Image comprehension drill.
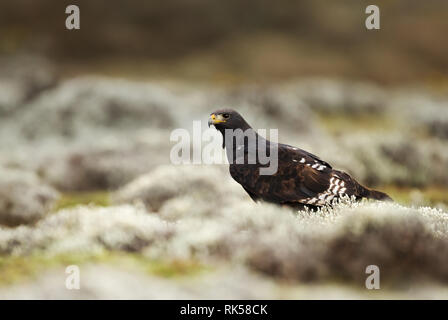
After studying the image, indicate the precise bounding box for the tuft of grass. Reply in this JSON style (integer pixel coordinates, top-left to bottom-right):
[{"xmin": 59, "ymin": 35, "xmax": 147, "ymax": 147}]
[
  {"xmin": 0, "ymin": 251, "xmax": 208, "ymax": 286},
  {"xmin": 52, "ymin": 191, "xmax": 110, "ymax": 211}
]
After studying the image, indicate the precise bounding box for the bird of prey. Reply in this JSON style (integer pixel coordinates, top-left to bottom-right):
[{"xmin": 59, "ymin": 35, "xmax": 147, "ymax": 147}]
[{"xmin": 208, "ymin": 109, "xmax": 391, "ymax": 210}]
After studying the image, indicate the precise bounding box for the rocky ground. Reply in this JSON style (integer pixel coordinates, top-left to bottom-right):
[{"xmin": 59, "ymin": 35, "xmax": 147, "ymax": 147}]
[{"xmin": 1, "ymin": 56, "xmax": 448, "ymax": 299}]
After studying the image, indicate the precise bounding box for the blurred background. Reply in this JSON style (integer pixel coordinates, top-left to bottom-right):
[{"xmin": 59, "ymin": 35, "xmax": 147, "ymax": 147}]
[
  {"xmin": 2, "ymin": 0, "xmax": 448, "ymax": 83},
  {"xmin": 1, "ymin": 0, "xmax": 448, "ymax": 299}
]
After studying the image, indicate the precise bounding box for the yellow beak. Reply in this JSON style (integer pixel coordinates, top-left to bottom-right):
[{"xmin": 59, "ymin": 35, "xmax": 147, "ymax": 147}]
[{"xmin": 208, "ymin": 113, "xmax": 226, "ymax": 127}]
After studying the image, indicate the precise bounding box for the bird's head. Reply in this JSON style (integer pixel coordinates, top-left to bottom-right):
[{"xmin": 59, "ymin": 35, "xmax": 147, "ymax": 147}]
[{"xmin": 208, "ymin": 109, "xmax": 250, "ymax": 131}]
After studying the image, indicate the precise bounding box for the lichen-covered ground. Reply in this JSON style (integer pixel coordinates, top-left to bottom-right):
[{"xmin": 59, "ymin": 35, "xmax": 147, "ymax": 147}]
[
  {"xmin": 1, "ymin": 56, "xmax": 448, "ymax": 299},
  {"xmin": 1, "ymin": 186, "xmax": 448, "ymax": 299}
]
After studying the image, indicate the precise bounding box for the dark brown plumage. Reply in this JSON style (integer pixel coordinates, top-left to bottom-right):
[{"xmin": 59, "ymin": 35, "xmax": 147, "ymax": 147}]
[{"xmin": 208, "ymin": 109, "xmax": 392, "ymax": 210}]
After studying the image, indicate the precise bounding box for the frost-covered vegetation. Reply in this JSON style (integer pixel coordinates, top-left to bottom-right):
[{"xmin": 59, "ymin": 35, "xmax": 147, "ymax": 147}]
[
  {"xmin": 1, "ymin": 179, "xmax": 448, "ymax": 298},
  {"xmin": 1, "ymin": 165, "xmax": 448, "ymax": 298},
  {"xmin": 0, "ymin": 168, "xmax": 59, "ymax": 227},
  {"xmin": 1, "ymin": 56, "xmax": 448, "ymax": 298}
]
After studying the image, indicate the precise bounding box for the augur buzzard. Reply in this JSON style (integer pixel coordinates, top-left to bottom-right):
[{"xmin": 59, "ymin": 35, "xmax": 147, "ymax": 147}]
[{"xmin": 208, "ymin": 109, "xmax": 391, "ymax": 210}]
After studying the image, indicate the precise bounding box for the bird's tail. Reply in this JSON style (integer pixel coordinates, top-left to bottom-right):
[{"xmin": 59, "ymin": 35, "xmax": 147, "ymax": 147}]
[{"xmin": 361, "ymin": 187, "xmax": 393, "ymax": 201}]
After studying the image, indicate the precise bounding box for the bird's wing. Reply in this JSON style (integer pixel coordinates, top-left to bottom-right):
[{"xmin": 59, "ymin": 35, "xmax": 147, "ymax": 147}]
[
  {"xmin": 279, "ymin": 143, "xmax": 332, "ymax": 169},
  {"xmin": 229, "ymin": 144, "xmax": 353, "ymax": 206}
]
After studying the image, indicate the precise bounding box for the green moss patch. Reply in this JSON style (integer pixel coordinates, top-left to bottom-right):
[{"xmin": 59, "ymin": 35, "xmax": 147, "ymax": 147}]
[
  {"xmin": 0, "ymin": 251, "xmax": 209, "ymax": 286},
  {"xmin": 317, "ymin": 113, "xmax": 396, "ymax": 134},
  {"xmin": 380, "ymin": 185, "xmax": 448, "ymax": 206},
  {"xmin": 53, "ymin": 191, "xmax": 111, "ymax": 211}
]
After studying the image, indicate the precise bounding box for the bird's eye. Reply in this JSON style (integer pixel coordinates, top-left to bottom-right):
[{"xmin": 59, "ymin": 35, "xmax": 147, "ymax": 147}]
[{"xmin": 223, "ymin": 113, "xmax": 230, "ymax": 119}]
